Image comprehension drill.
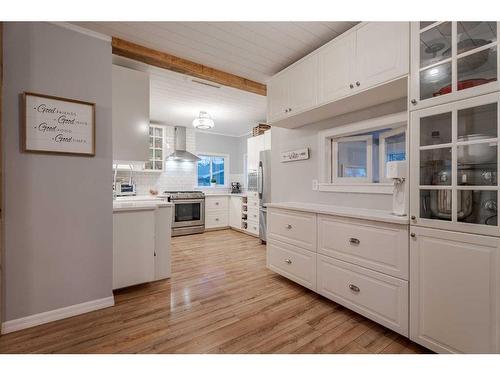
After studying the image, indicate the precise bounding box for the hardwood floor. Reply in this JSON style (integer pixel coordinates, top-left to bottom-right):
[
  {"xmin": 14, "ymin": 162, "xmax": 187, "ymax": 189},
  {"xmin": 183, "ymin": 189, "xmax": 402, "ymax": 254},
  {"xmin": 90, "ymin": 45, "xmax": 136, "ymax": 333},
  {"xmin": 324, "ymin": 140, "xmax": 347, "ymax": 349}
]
[{"xmin": 0, "ymin": 229, "xmax": 430, "ymax": 354}]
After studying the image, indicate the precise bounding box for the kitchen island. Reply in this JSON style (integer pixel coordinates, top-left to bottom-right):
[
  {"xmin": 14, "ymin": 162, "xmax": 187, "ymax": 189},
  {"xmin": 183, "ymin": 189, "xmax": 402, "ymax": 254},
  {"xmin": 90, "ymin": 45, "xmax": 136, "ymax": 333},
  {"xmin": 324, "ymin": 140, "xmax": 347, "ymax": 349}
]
[{"xmin": 113, "ymin": 197, "xmax": 173, "ymax": 289}]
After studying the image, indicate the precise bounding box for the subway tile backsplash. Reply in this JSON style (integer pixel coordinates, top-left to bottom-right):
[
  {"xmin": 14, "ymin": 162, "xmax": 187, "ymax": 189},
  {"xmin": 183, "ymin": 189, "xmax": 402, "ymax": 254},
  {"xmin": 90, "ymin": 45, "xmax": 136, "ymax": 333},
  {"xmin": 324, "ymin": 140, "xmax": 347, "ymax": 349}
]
[{"xmin": 115, "ymin": 125, "xmax": 244, "ymax": 194}]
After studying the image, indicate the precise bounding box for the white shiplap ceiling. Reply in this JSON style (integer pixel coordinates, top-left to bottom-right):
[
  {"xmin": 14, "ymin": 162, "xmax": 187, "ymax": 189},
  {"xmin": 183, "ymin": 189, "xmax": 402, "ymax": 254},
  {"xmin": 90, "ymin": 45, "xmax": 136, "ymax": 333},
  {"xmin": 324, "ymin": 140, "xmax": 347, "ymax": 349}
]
[
  {"xmin": 74, "ymin": 22, "xmax": 358, "ymax": 136},
  {"xmin": 113, "ymin": 55, "xmax": 267, "ymax": 137},
  {"xmin": 74, "ymin": 22, "xmax": 358, "ymax": 83}
]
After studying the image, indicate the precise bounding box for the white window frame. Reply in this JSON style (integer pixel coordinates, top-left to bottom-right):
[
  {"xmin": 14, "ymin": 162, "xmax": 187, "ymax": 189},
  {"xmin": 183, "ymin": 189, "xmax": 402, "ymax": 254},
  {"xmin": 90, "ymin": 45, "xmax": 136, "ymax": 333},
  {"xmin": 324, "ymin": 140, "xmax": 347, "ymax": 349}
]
[
  {"xmin": 332, "ymin": 134, "xmax": 373, "ymax": 183},
  {"xmin": 318, "ymin": 112, "xmax": 407, "ymax": 194},
  {"xmin": 379, "ymin": 126, "xmax": 407, "ymax": 183},
  {"xmin": 196, "ymin": 152, "xmax": 230, "ymax": 189}
]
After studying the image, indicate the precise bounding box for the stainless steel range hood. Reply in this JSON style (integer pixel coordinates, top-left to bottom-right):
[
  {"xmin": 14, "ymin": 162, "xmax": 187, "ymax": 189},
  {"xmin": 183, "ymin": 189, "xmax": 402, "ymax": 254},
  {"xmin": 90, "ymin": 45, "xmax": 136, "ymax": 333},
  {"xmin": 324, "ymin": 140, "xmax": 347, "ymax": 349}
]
[{"xmin": 167, "ymin": 127, "xmax": 201, "ymax": 162}]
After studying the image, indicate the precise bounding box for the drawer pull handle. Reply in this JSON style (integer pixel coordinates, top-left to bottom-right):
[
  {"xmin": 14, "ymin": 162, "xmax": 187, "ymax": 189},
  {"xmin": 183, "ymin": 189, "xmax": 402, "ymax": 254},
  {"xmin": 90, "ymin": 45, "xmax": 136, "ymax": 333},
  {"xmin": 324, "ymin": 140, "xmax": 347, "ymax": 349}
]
[
  {"xmin": 349, "ymin": 238, "xmax": 360, "ymax": 245},
  {"xmin": 286, "ymin": 224, "xmax": 292, "ymax": 230},
  {"xmin": 215, "ymin": 218, "xmax": 219, "ymax": 221},
  {"xmin": 215, "ymin": 202, "xmax": 219, "ymax": 205},
  {"xmin": 284, "ymin": 259, "xmax": 292, "ymax": 264},
  {"xmin": 348, "ymin": 284, "xmax": 360, "ymax": 293}
]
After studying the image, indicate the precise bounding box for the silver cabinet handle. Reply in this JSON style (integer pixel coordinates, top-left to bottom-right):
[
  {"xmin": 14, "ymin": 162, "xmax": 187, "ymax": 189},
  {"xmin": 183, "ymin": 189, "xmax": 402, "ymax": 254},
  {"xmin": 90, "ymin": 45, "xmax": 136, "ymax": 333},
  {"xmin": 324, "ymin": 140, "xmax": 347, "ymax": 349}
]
[
  {"xmin": 356, "ymin": 81, "xmax": 360, "ymax": 87},
  {"xmin": 349, "ymin": 83, "xmax": 354, "ymax": 89},
  {"xmin": 286, "ymin": 224, "xmax": 292, "ymax": 229},
  {"xmin": 411, "ymin": 99, "xmax": 417, "ymax": 104},
  {"xmin": 349, "ymin": 284, "xmax": 360, "ymax": 293},
  {"xmin": 284, "ymin": 259, "xmax": 292, "ymax": 264},
  {"xmin": 410, "ymin": 233, "xmax": 416, "ymax": 238},
  {"xmin": 349, "ymin": 238, "xmax": 360, "ymax": 245}
]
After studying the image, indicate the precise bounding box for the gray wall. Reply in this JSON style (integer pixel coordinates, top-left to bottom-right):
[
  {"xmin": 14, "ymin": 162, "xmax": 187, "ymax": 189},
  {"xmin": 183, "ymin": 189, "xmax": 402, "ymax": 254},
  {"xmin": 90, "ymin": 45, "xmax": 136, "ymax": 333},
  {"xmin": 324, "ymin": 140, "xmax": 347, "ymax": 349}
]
[
  {"xmin": 2, "ymin": 23, "xmax": 113, "ymax": 321},
  {"xmin": 271, "ymin": 99, "xmax": 407, "ymax": 211},
  {"xmin": 196, "ymin": 131, "xmax": 245, "ymax": 174}
]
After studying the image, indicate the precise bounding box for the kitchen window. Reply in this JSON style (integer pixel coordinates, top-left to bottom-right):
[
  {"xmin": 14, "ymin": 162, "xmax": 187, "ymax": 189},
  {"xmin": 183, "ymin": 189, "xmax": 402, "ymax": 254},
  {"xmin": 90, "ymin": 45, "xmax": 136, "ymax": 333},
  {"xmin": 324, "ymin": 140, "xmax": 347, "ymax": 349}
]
[
  {"xmin": 145, "ymin": 125, "xmax": 164, "ymax": 171},
  {"xmin": 318, "ymin": 112, "xmax": 407, "ymax": 194},
  {"xmin": 197, "ymin": 153, "xmax": 229, "ymax": 187}
]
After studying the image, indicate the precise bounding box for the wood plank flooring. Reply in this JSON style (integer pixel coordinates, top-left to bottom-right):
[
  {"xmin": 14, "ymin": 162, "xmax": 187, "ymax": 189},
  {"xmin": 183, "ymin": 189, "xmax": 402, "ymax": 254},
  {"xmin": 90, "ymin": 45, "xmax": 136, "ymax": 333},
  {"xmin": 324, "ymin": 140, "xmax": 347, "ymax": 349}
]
[{"xmin": 0, "ymin": 229, "xmax": 430, "ymax": 354}]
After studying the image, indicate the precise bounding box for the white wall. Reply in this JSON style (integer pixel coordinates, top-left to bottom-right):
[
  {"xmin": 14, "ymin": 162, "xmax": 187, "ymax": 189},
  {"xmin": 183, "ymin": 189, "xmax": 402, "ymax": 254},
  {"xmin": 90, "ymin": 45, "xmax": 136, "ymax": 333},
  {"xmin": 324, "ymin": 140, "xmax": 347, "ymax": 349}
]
[
  {"xmin": 271, "ymin": 99, "xmax": 407, "ymax": 211},
  {"xmin": 2, "ymin": 23, "xmax": 113, "ymax": 321}
]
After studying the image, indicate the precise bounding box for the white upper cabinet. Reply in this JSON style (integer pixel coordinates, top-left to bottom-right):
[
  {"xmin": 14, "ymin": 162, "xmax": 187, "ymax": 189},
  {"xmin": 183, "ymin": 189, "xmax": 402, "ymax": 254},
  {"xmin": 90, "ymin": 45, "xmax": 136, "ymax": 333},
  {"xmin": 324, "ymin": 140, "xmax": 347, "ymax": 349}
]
[
  {"xmin": 112, "ymin": 65, "xmax": 150, "ymax": 162},
  {"xmin": 410, "ymin": 226, "xmax": 500, "ymax": 353},
  {"xmin": 318, "ymin": 32, "xmax": 356, "ymax": 104},
  {"xmin": 355, "ymin": 22, "xmax": 409, "ymax": 90},
  {"xmin": 267, "ymin": 22, "xmax": 410, "ymax": 128},
  {"xmin": 288, "ymin": 55, "xmax": 318, "ymax": 114},
  {"xmin": 267, "ymin": 72, "xmax": 289, "ymax": 122},
  {"xmin": 267, "ymin": 56, "xmax": 318, "ymax": 123},
  {"xmin": 410, "ymin": 22, "xmax": 500, "ymax": 111},
  {"xmin": 410, "ymin": 92, "xmax": 500, "ymax": 237}
]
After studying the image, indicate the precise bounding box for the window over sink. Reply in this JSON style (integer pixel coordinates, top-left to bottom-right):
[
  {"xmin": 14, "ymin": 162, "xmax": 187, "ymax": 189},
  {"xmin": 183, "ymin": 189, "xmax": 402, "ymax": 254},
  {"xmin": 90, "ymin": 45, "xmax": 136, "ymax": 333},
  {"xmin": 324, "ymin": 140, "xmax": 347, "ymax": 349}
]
[
  {"xmin": 318, "ymin": 112, "xmax": 407, "ymax": 194},
  {"xmin": 197, "ymin": 153, "xmax": 229, "ymax": 188}
]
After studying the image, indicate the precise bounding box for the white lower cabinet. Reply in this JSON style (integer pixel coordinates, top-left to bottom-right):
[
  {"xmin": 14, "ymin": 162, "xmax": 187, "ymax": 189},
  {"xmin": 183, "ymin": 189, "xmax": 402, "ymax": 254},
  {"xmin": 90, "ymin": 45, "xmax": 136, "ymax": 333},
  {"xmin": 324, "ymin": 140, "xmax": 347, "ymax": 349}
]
[
  {"xmin": 113, "ymin": 210, "xmax": 155, "ymax": 289},
  {"xmin": 266, "ymin": 206, "xmax": 409, "ymax": 337},
  {"xmin": 410, "ymin": 226, "xmax": 500, "ymax": 353},
  {"xmin": 229, "ymin": 196, "xmax": 242, "ymax": 229},
  {"xmin": 317, "ymin": 255, "xmax": 409, "ymax": 336},
  {"xmin": 318, "ymin": 215, "xmax": 409, "ymax": 279},
  {"xmin": 205, "ymin": 196, "xmax": 229, "ymax": 229},
  {"xmin": 267, "ymin": 239, "xmax": 316, "ymax": 291}
]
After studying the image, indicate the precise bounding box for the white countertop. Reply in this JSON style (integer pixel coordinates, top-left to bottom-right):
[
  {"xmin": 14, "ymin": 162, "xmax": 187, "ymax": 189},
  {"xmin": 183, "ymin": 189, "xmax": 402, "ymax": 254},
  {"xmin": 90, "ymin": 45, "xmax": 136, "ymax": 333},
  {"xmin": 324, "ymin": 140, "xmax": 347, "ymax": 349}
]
[
  {"xmin": 113, "ymin": 196, "xmax": 172, "ymax": 212},
  {"xmin": 204, "ymin": 192, "xmax": 248, "ymax": 197},
  {"xmin": 265, "ymin": 202, "xmax": 409, "ymax": 225}
]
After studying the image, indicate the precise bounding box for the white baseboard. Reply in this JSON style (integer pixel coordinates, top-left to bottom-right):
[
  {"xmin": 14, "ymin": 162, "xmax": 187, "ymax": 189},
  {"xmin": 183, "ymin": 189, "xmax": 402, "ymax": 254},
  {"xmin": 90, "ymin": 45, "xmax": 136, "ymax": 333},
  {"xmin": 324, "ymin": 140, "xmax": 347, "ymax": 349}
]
[{"xmin": 1, "ymin": 296, "xmax": 115, "ymax": 334}]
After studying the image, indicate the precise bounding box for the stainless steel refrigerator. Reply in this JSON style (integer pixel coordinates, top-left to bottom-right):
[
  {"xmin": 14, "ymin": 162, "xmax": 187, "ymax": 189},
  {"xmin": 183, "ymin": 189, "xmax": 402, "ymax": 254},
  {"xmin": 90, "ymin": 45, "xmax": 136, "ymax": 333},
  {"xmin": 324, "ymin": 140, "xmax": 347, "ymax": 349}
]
[{"xmin": 258, "ymin": 150, "xmax": 271, "ymax": 243}]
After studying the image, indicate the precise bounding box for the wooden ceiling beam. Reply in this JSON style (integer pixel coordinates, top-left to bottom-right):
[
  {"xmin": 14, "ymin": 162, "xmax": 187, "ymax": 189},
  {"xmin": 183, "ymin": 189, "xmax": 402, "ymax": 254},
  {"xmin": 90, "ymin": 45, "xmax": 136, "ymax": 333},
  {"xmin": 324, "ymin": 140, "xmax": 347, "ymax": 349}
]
[{"xmin": 111, "ymin": 37, "xmax": 267, "ymax": 96}]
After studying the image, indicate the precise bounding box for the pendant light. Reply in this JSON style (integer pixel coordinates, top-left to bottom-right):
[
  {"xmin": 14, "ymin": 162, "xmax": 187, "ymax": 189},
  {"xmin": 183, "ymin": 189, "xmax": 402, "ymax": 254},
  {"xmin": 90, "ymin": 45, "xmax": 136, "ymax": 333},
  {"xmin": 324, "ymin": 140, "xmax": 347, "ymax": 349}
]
[{"xmin": 192, "ymin": 111, "xmax": 215, "ymax": 130}]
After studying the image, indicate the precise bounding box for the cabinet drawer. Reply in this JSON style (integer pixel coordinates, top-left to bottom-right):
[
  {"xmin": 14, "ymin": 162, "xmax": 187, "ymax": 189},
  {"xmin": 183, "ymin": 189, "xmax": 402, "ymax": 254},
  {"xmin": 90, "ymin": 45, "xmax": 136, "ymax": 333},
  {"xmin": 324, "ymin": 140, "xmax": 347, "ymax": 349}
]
[
  {"xmin": 318, "ymin": 215, "xmax": 409, "ymax": 279},
  {"xmin": 317, "ymin": 255, "xmax": 408, "ymax": 336},
  {"xmin": 267, "ymin": 239, "xmax": 316, "ymax": 291},
  {"xmin": 246, "ymin": 207, "xmax": 259, "ymax": 222},
  {"xmin": 205, "ymin": 196, "xmax": 229, "ymax": 211},
  {"xmin": 205, "ymin": 212, "xmax": 229, "ymax": 229},
  {"xmin": 246, "ymin": 191, "xmax": 258, "ymax": 199},
  {"xmin": 246, "ymin": 219, "xmax": 259, "ymax": 235},
  {"xmin": 268, "ymin": 208, "xmax": 316, "ymax": 251},
  {"xmin": 247, "ymin": 197, "xmax": 259, "ymax": 210}
]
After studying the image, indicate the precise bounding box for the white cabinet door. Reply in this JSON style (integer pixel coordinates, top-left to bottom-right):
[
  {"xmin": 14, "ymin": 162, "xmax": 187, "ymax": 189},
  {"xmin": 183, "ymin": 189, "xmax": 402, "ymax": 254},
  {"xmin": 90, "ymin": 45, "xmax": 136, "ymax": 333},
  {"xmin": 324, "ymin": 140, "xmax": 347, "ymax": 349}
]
[
  {"xmin": 247, "ymin": 134, "xmax": 264, "ymax": 172},
  {"xmin": 288, "ymin": 54, "xmax": 318, "ymax": 114},
  {"xmin": 355, "ymin": 22, "xmax": 409, "ymax": 91},
  {"xmin": 410, "ymin": 226, "xmax": 500, "ymax": 353},
  {"xmin": 410, "ymin": 22, "xmax": 500, "ymax": 111},
  {"xmin": 247, "ymin": 136, "xmax": 258, "ymax": 172},
  {"xmin": 264, "ymin": 130, "xmax": 271, "ymax": 150},
  {"xmin": 229, "ymin": 196, "xmax": 242, "ymax": 229},
  {"xmin": 113, "ymin": 210, "xmax": 155, "ymax": 289},
  {"xmin": 112, "ymin": 65, "xmax": 150, "ymax": 162},
  {"xmin": 267, "ymin": 72, "xmax": 289, "ymax": 123},
  {"xmin": 318, "ymin": 32, "xmax": 356, "ymax": 104}
]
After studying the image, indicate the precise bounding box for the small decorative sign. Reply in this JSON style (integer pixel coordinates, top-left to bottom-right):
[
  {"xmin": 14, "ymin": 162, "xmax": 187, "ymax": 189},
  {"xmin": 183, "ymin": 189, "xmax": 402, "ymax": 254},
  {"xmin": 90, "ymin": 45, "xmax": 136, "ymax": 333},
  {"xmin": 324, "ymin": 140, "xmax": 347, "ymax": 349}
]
[
  {"xmin": 23, "ymin": 92, "xmax": 95, "ymax": 156},
  {"xmin": 280, "ymin": 148, "xmax": 310, "ymax": 163}
]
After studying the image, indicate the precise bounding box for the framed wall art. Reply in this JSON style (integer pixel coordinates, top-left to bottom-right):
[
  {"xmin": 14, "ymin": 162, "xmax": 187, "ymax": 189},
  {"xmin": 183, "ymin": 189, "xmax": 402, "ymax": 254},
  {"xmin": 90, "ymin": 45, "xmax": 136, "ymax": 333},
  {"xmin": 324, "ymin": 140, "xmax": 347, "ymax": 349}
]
[{"xmin": 23, "ymin": 92, "xmax": 95, "ymax": 156}]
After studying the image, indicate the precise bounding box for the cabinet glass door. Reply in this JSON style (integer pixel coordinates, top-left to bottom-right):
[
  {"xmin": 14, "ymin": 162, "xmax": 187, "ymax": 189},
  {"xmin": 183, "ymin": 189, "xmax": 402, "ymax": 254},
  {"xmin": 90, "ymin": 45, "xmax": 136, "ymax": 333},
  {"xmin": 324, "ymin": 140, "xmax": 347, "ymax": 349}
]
[
  {"xmin": 411, "ymin": 93, "xmax": 500, "ymax": 235},
  {"xmin": 412, "ymin": 22, "xmax": 499, "ymax": 110}
]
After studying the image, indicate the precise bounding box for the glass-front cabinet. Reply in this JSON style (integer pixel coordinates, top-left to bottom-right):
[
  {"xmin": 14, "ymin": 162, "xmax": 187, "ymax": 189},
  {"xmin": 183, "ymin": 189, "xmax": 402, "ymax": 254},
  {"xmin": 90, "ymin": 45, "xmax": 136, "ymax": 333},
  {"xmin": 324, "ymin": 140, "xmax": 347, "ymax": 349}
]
[
  {"xmin": 410, "ymin": 92, "xmax": 500, "ymax": 236},
  {"xmin": 411, "ymin": 22, "xmax": 500, "ymax": 110}
]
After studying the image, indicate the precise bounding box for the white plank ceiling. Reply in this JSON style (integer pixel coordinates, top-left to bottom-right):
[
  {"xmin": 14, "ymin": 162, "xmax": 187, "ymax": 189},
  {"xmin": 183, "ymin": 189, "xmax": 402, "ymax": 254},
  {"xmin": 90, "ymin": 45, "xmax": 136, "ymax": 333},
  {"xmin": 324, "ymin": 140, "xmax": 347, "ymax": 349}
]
[
  {"xmin": 75, "ymin": 22, "xmax": 358, "ymax": 136},
  {"xmin": 74, "ymin": 22, "xmax": 358, "ymax": 83},
  {"xmin": 113, "ymin": 55, "xmax": 267, "ymax": 137}
]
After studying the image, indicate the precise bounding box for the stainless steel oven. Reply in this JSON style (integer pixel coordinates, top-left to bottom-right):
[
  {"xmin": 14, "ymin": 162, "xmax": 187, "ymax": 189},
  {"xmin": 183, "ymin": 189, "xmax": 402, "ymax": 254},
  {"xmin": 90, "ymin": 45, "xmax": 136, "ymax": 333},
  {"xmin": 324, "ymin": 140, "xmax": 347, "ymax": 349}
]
[{"xmin": 163, "ymin": 191, "xmax": 205, "ymax": 236}]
